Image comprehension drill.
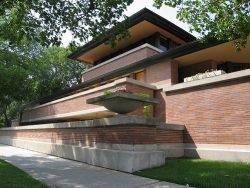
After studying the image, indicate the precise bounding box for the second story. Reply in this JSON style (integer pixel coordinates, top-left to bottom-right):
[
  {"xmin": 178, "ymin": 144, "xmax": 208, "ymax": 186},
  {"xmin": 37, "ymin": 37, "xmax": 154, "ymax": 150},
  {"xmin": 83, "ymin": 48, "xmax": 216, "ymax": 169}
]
[
  {"xmin": 21, "ymin": 8, "xmax": 250, "ymax": 125},
  {"xmin": 68, "ymin": 8, "xmax": 196, "ymax": 82}
]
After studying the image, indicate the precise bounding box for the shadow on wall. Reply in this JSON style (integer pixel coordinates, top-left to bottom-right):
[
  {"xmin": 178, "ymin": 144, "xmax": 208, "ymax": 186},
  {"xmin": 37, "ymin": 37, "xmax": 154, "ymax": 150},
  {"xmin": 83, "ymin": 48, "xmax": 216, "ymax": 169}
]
[
  {"xmin": 154, "ymin": 91, "xmax": 167, "ymax": 122},
  {"xmin": 21, "ymin": 104, "xmax": 57, "ymax": 125}
]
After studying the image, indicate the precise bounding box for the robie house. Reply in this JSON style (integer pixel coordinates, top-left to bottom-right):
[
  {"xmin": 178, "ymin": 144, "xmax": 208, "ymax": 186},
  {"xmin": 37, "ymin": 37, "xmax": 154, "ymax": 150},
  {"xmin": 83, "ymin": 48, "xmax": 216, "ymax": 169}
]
[{"xmin": 0, "ymin": 8, "xmax": 249, "ymax": 172}]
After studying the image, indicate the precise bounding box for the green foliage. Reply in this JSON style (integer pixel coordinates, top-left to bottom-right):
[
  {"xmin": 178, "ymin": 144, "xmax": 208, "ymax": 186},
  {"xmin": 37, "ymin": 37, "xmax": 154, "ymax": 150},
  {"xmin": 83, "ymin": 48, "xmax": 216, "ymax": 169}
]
[
  {"xmin": 0, "ymin": 48, "xmax": 31, "ymax": 127},
  {"xmin": 29, "ymin": 47, "xmax": 90, "ymax": 99},
  {"xmin": 0, "ymin": 45, "xmax": 89, "ymax": 127},
  {"xmin": 143, "ymin": 105, "xmax": 151, "ymax": 117},
  {"xmin": 0, "ymin": 0, "xmax": 249, "ymax": 48},
  {"xmin": 0, "ymin": 159, "xmax": 49, "ymax": 188},
  {"xmin": 0, "ymin": 0, "xmax": 133, "ymax": 46},
  {"xmin": 134, "ymin": 158, "xmax": 250, "ymax": 188},
  {"xmin": 103, "ymin": 90, "xmax": 112, "ymax": 96},
  {"xmin": 132, "ymin": 93, "xmax": 151, "ymax": 117},
  {"xmin": 154, "ymin": 0, "xmax": 250, "ymax": 49},
  {"xmin": 0, "ymin": 101, "xmax": 23, "ymax": 128},
  {"xmin": 133, "ymin": 93, "xmax": 150, "ymax": 98}
]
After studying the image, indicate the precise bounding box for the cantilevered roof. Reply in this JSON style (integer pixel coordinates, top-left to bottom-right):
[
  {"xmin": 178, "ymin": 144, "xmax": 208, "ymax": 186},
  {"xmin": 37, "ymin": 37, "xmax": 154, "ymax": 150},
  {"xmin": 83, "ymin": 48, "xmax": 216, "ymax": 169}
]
[
  {"xmin": 26, "ymin": 39, "xmax": 224, "ymax": 106},
  {"xmin": 38, "ymin": 37, "xmax": 249, "ymax": 105},
  {"xmin": 176, "ymin": 38, "xmax": 250, "ymax": 67},
  {"xmin": 68, "ymin": 8, "xmax": 196, "ymax": 63}
]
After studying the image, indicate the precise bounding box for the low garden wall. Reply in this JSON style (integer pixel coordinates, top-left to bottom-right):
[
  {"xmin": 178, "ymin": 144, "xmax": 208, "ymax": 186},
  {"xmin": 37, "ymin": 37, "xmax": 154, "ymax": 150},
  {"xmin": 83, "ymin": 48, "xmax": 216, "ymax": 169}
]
[{"xmin": 0, "ymin": 115, "xmax": 184, "ymax": 172}]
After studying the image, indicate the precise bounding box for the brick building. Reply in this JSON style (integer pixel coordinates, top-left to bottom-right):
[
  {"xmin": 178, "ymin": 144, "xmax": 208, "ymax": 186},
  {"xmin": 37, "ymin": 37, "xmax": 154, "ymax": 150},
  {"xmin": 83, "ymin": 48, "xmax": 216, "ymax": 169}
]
[{"xmin": 1, "ymin": 8, "xmax": 249, "ymax": 172}]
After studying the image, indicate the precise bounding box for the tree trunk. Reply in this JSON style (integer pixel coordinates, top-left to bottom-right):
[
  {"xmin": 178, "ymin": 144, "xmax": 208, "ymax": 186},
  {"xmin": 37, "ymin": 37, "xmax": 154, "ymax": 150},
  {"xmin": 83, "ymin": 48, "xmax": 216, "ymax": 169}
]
[{"xmin": 3, "ymin": 110, "xmax": 10, "ymax": 127}]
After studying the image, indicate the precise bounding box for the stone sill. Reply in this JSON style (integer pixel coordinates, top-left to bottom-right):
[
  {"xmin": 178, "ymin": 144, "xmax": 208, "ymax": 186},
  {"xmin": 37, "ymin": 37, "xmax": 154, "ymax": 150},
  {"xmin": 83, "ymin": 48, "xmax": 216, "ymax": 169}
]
[
  {"xmin": 163, "ymin": 69, "xmax": 250, "ymax": 92},
  {"xmin": 0, "ymin": 115, "xmax": 184, "ymax": 131}
]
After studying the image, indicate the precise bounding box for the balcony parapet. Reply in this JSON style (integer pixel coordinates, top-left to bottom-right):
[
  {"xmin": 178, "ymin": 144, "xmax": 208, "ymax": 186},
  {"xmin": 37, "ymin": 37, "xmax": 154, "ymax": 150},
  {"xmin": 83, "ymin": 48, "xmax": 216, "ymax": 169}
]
[
  {"xmin": 81, "ymin": 44, "xmax": 162, "ymax": 82},
  {"xmin": 21, "ymin": 78, "xmax": 157, "ymax": 124}
]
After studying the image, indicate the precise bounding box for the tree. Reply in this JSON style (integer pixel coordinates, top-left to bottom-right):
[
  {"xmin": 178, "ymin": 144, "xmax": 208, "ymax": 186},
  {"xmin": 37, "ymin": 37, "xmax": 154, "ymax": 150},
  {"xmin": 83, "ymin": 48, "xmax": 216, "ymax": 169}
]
[
  {"xmin": 154, "ymin": 0, "xmax": 250, "ymax": 48},
  {"xmin": 29, "ymin": 47, "xmax": 90, "ymax": 99},
  {"xmin": 0, "ymin": 49, "xmax": 31, "ymax": 126},
  {"xmin": 0, "ymin": 0, "xmax": 133, "ymax": 46},
  {"xmin": 0, "ymin": 0, "xmax": 249, "ymax": 48},
  {"xmin": 0, "ymin": 46, "xmax": 89, "ymax": 127}
]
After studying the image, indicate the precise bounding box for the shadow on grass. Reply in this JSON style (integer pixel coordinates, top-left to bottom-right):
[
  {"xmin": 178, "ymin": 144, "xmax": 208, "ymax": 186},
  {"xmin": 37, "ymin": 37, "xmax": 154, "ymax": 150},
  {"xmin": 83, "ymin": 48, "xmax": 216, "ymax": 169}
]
[{"xmin": 0, "ymin": 159, "xmax": 49, "ymax": 188}]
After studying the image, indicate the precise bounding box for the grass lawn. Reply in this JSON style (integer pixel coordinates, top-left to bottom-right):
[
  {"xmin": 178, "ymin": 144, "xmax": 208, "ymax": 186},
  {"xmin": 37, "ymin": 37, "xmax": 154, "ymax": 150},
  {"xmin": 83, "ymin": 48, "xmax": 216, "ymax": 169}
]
[
  {"xmin": 134, "ymin": 158, "xmax": 250, "ymax": 188},
  {"xmin": 0, "ymin": 159, "xmax": 49, "ymax": 188}
]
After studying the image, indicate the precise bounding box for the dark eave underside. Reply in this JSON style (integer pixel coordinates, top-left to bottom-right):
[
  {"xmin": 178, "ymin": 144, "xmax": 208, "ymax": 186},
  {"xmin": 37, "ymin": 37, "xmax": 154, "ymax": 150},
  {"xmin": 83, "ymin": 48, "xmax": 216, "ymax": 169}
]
[
  {"xmin": 26, "ymin": 39, "xmax": 223, "ymax": 107},
  {"xmin": 68, "ymin": 8, "xmax": 196, "ymax": 60}
]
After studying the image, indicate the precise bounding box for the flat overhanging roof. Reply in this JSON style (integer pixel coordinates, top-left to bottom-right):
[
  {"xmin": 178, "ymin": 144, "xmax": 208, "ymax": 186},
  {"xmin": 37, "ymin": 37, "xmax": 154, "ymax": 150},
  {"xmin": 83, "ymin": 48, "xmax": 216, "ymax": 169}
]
[
  {"xmin": 26, "ymin": 37, "xmax": 250, "ymax": 106},
  {"xmin": 176, "ymin": 37, "xmax": 250, "ymax": 67},
  {"xmin": 68, "ymin": 8, "xmax": 196, "ymax": 64}
]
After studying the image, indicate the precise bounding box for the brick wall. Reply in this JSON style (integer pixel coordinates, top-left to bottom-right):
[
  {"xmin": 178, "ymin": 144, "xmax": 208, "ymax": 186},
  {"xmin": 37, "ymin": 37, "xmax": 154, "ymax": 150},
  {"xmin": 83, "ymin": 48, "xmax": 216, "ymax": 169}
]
[
  {"xmin": 145, "ymin": 60, "xmax": 178, "ymax": 86},
  {"xmin": 22, "ymin": 81, "xmax": 154, "ymax": 123},
  {"xmin": 155, "ymin": 77, "xmax": 250, "ymax": 145},
  {"xmin": 0, "ymin": 125, "xmax": 183, "ymax": 145},
  {"xmin": 82, "ymin": 46, "xmax": 160, "ymax": 82}
]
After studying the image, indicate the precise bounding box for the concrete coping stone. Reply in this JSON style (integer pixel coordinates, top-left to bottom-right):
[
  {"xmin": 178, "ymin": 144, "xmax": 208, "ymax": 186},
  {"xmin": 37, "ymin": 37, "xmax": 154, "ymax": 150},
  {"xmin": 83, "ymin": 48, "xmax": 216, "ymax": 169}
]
[
  {"xmin": 163, "ymin": 69, "xmax": 250, "ymax": 92},
  {"xmin": 0, "ymin": 115, "xmax": 184, "ymax": 131},
  {"xmin": 87, "ymin": 92, "xmax": 159, "ymax": 105},
  {"xmin": 157, "ymin": 123, "xmax": 185, "ymax": 131}
]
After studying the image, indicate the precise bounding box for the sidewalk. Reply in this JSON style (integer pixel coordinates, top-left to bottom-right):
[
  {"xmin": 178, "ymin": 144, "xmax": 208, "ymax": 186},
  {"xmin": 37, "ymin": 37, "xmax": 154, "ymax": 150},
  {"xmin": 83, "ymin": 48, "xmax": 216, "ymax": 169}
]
[{"xmin": 0, "ymin": 144, "xmax": 188, "ymax": 188}]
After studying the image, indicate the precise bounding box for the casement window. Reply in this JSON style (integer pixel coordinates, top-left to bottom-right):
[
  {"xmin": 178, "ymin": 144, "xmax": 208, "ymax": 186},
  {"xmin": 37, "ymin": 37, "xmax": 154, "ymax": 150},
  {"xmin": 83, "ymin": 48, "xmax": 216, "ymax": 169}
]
[
  {"xmin": 159, "ymin": 36, "xmax": 179, "ymax": 52},
  {"xmin": 135, "ymin": 71, "xmax": 145, "ymax": 82}
]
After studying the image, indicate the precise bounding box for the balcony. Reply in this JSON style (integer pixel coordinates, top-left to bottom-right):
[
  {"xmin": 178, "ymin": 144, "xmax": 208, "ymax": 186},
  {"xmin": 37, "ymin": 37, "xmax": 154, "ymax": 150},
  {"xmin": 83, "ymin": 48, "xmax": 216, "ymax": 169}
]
[
  {"xmin": 81, "ymin": 44, "xmax": 162, "ymax": 82},
  {"xmin": 21, "ymin": 78, "xmax": 157, "ymax": 124}
]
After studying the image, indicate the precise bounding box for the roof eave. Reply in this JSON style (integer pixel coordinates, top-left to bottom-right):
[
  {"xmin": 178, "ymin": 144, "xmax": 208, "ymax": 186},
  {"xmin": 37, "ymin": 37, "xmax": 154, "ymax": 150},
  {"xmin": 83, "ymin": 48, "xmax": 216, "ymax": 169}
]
[
  {"xmin": 67, "ymin": 8, "xmax": 196, "ymax": 61},
  {"xmin": 25, "ymin": 39, "xmax": 224, "ymax": 107}
]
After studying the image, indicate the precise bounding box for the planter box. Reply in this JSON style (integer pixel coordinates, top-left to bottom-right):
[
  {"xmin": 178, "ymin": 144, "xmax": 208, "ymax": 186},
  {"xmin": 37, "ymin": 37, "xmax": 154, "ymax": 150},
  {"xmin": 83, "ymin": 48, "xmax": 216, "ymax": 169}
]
[
  {"xmin": 87, "ymin": 92, "xmax": 158, "ymax": 114},
  {"xmin": 184, "ymin": 70, "xmax": 226, "ymax": 82}
]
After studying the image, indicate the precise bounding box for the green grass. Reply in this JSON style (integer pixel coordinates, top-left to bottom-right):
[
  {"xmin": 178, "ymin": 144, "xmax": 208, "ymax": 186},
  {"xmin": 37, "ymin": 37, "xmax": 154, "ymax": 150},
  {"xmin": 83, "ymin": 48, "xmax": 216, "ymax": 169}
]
[
  {"xmin": 0, "ymin": 159, "xmax": 49, "ymax": 188},
  {"xmin": 134, "ymin": 158, "xmax": 250, "ymax": 188}
]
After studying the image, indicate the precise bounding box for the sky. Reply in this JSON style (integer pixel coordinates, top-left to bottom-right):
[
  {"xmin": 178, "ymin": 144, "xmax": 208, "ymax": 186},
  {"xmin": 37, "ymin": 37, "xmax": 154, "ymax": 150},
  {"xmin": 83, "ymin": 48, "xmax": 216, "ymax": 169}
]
[{"xmin": 62, "ymin": 0, "xmax": 198, "ymax": 46}]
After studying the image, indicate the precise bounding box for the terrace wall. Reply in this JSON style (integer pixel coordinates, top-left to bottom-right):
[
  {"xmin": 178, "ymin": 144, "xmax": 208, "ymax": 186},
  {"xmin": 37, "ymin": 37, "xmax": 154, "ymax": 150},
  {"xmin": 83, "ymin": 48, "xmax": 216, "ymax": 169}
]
[
  {"xmin": 155, "ymin": 70, "xmax": 250, "ymax": 161},
  {"xmin": 0, "ymin": 126, "xmax": 183, "ymax": 145},
  {"xmin": 21, "ymin": 78, "xmax": 156, "ymax": 124},
  {"xmin": 0, "ymin": 116, "xmax": 184, "ymax": 172}
]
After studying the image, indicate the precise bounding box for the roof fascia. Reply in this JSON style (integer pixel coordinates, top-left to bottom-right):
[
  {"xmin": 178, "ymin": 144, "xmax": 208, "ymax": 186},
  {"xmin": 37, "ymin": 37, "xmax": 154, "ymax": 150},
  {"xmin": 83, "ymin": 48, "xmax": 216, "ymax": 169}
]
[{"xmin": 68, "ymin": 8, "xmax": 196, "ymax": 60}]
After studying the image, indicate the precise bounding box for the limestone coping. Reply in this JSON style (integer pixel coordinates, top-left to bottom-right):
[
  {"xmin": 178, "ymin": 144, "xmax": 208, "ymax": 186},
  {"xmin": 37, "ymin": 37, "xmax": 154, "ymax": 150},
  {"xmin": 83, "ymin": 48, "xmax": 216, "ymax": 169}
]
[
  {"xmin": 0, "ymin": 115, "xmax": 184, "ymax": 131},
  {"xmin": 163, "ymin": 69, "xmax": 250, "ymax": 92}
]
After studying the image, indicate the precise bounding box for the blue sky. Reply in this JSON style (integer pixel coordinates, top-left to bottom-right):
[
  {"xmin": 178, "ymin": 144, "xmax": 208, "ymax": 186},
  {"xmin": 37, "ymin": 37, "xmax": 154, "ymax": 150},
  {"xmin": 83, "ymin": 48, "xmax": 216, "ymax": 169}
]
[{"xmin": 62, "ymin": 0, "xmax": 198, "ymax": 46}]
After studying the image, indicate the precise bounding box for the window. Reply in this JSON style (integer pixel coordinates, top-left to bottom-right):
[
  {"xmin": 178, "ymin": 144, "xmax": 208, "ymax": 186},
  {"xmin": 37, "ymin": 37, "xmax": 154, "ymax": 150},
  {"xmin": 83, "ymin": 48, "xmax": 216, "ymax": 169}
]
[
  {"xmin": 159, "ymin": 37, "xmax": 169, "ymax": 52},
  {"xmin": 169, "ymin": 40, "xmax": 179, "ymax": 49},
  {"xmin": 158, "ymin": 36, "xmax": 180, "ymax": 52},
  {"xmin": 135, "ymin": 71, "xmax": 144, "ymax": 82}
]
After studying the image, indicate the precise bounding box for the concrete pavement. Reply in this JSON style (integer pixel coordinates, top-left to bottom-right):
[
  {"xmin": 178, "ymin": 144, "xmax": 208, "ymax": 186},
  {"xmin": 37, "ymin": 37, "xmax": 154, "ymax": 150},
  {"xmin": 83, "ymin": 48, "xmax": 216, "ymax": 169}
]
[{"xmin": 0, "ymin": 144, "xmax": 189, "ymax": 188}]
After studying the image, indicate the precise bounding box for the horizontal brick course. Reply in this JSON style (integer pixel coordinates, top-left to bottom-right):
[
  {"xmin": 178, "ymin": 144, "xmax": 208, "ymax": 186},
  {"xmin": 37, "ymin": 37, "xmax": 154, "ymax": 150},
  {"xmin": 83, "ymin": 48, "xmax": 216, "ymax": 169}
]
[{"xmin": 0, "ymin": 125, "xmax": 183, "ymax": 145}]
